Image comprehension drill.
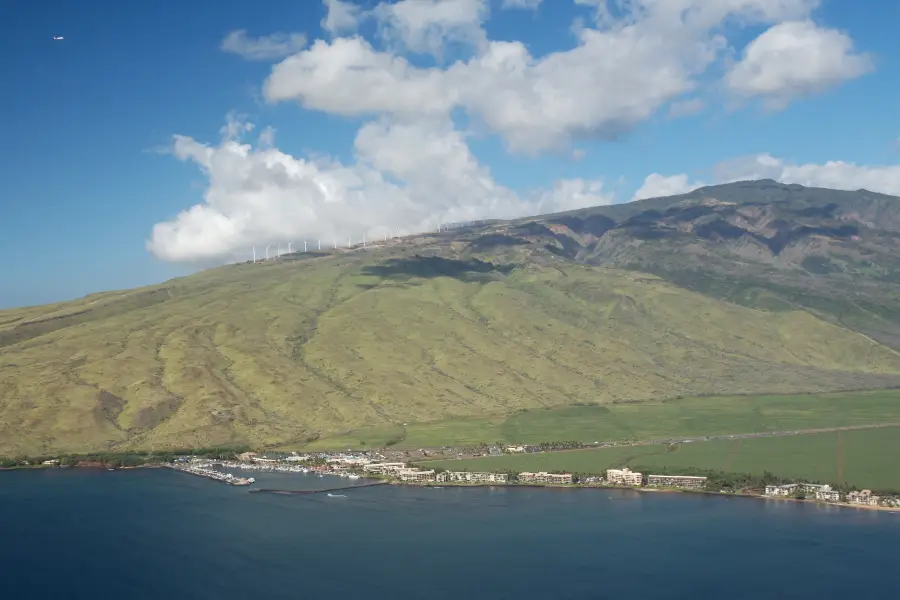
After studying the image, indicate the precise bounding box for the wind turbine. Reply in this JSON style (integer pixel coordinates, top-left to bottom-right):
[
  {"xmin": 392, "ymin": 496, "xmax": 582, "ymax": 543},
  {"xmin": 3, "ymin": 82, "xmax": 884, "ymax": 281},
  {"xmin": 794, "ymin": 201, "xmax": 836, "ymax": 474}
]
[
  {"xmin": 277, "ymin": 243, "xmax": 282, "ymax": 257},
  {"xmin": 362, "ymin": 234, "xmax": 367, "ymax": 248},
  {"xmin": 265, "ymin": 245, "xmax": 271, "ymax": 260},
  {"xmin": 252, "ymin": 246, "xmax": 256, "ymax": 263},
  {"xmin": 333, "ymin": 238, "xmax": 337, "ymax": 249},
  {"xmin": 318, "ymin": 240, "xmax": 321, "ymax": 251},
  {"xmin": 348, "ymin": 237, "xmax": 352, "ymax": 248},
  {"xmin": 287, "ymin": 241, "xmax": 293, "ymax": 254},
  {"xmin": 303, "ymin": 241, "xmax": 308, "ymax": 252}
]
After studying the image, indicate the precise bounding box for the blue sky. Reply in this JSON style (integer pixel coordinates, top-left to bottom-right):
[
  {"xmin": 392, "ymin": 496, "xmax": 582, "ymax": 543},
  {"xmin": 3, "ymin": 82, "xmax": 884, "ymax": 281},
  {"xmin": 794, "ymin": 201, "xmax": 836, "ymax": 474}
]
[{"xmin": 2, "ymin": 0, "xmax": 899, "ymax": 308}]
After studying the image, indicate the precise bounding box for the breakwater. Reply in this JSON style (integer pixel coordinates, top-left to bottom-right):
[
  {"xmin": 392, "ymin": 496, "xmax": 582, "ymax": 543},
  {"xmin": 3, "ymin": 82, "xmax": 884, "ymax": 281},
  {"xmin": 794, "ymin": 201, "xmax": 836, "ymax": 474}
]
[{"xmin": 249, "ymin": 481, "xmax": 388, "ymax": 495}]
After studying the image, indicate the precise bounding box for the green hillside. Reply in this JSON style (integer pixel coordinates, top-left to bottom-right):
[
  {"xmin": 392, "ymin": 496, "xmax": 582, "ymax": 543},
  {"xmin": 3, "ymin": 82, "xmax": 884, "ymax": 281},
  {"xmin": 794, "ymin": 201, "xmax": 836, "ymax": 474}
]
[
  {"xmin": 4, "ymin": 180, "xmax": 900, "ymax": 457},
  {"xmin": 3, "ymin": 241, "xmax": 900, "ymax": 456}
]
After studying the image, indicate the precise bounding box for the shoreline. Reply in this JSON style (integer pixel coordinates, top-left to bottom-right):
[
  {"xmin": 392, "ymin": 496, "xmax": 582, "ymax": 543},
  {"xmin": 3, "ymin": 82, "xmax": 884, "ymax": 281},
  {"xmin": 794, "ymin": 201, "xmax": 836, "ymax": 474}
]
[{"xmin": 6, "ymin": 461, "xmax": 898, "ymax": 515}]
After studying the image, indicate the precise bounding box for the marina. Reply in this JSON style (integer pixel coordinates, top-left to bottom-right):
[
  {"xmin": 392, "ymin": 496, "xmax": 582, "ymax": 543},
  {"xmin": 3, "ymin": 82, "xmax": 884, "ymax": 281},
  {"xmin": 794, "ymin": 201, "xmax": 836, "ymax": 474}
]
[{"xmin": 166, "ymin": 461, "xmax": 255, "ymax": 486}]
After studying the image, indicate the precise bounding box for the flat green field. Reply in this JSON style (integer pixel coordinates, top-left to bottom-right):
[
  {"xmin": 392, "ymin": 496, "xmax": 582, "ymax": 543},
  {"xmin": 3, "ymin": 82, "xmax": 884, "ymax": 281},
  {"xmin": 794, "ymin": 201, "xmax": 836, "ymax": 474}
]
[
  {"xmin": 421, "ymin": 426, "xmax": 900, "ymax": 493},
  {"xmin": 301, "ymin": 390, "xmax": 900, "ymax": 450}
]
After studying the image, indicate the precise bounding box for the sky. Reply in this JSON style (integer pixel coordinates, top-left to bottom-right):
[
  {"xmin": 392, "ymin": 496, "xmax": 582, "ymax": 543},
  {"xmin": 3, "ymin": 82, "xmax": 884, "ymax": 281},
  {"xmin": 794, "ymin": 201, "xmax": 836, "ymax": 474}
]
[{"xmin": 2, "ymin": 0, "xmax": 900, "ymax": 308}]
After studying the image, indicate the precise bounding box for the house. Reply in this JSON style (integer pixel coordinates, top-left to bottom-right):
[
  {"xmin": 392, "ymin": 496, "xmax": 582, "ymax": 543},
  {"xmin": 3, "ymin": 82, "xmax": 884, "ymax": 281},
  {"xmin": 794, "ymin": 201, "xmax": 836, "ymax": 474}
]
[
  {"xmin": 518, "ymin": 472, "xmax": 573, "ymax": 485},
  {"xmin": 647, "ymin": 474, "xmax": 707, "ymax": 489},
  {"xmin": 606, "ymin": 468, "xmax": 643, "ymax": 486}
]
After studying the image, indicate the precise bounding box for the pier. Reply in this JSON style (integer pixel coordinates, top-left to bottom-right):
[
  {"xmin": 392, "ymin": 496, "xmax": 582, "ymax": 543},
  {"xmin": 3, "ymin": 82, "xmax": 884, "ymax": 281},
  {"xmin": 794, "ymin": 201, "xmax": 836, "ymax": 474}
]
[{"xmin": 249, "ymin": 481, "xmax": 388, "ymax": 495}]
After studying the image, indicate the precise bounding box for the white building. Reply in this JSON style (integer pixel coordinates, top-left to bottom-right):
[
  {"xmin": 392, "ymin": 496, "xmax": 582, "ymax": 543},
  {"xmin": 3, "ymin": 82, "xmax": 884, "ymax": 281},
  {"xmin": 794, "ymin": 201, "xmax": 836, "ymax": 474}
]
[
  {"xmin": 847, "ymin": 490, "xmax": 880, "ymax": 506},
  {"xmin": 765, "ymin": 484, "xmax": 798, "ymax": 496},
  {"xmin": 647, "ymin": 474, "xmax": 707, "ymax": 489},
  {"xmin": 363, "ymin": 462, "xmax": 407, "ymax": 475},
  {"xmin": 518, "ymin": 472, "xmax": 573, "ymax": 485},
  {"xmin": 436, "ymin": 471, "xmax": 508, "ymax": 484},
  {"xmin": 606, "ymin": 468, "xmax": 643, "ymax": 486},
  {"xmin": 814, "ymin": 485, "xmax": 841, "ymax": 502},
  {"xmin": 398, "ymin": 469, "xmax": 435, "ymax": 482}
]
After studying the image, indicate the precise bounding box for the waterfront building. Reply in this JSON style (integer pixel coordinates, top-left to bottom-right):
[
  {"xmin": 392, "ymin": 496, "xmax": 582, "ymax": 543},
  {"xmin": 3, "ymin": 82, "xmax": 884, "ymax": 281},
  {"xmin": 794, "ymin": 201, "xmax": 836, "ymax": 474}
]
[
  {"xmin": 435, "ymin": 471, "xmax": 508, "ymax": 484},
  {"xmin": 647, "ymin": 474, "xmax": 708, "ymax": 489},
  {"xmin": 814, "ymin": 486, "xmax": 841, "ymax": 502},
  {"xmin": 606, "ymin": 468, "xmax": 643, "ymax": 486},
  {"xmin": 518, "ymin": 472, "xmax": 573, "ymax": 485},
  {"xmin": 398, "ymin": 469, "xmax": 435, "ymax": 482},
  {"xmin": 363, "ymin": 462, "xmax": 407, "ymax": 475},
  {"xmin": 765, "ymin": 484, "xmax": 798, "ymax": 496},
  {"xmin": 847, "ymin": 490, "xmax": 881, "ymax": 506}
]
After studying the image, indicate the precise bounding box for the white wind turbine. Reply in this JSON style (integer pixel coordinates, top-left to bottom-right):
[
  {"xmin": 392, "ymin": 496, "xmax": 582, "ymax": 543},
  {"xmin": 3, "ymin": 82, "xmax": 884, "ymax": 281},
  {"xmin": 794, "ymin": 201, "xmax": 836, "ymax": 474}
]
[
  {"xmin": 265, "ymin": 245, "xmax": 271, "ymax": 260},
  {"xmin": 287, "ymin": 241, "xmax": 293, "ymax": 254},
  {"xmin": 318, "ymin": 240, "xmax": 321, "ymax": 250},
  {"xmin": 252, "ymin": 246, "xmax": 256, "ymax": 263},
  {"xmin": 303, "ymin": 241, "xmax": 308, "ymax": 252}
]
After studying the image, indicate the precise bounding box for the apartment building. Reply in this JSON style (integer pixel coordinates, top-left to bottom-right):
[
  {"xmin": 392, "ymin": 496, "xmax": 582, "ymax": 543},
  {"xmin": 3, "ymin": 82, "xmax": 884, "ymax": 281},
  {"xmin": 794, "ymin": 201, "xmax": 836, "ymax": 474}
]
[
  {"xmin": 519, "ymin": 472, "xmax": 573, "ymax": 485},
  {"xmin": 398, "ymin": 469, "xmax": 435, "ymax": 482},
  {"xmin": 363, "ymin": 462, "xmax": 407, "ymax": 475},
  {"xmin": 606, "ymin": 468, "xmax": 643, "ymax": 486},
  {"xmin": 814, "ymin": 485, "xmax": 841, "ymax": 502},
  {"xmin": 847, "ymin": 490, "xmax": 881, "ymax": 506},
  {"xmin": 436, "ymin": 471, "xmax": 508, "ymax": 484},
  {"xmin": 647, "ymin": 474, "xmax": 708, "ymax": 489}
]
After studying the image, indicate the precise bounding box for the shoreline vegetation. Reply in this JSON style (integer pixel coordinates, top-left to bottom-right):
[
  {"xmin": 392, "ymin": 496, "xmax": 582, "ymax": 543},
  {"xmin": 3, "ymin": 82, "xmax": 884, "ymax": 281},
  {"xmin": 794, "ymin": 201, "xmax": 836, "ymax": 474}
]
[{"xmin": 5, "ymin": 447, "xmax": 898, "ymax": 516}]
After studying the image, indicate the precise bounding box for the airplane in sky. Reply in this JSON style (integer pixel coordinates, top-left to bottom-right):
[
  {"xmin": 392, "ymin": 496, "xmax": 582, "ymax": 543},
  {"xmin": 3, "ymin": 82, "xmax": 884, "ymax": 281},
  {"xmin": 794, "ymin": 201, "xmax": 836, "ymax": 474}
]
[{"xmin": 53, "ymin": 36, "xmax": 64, "ymax": 41}]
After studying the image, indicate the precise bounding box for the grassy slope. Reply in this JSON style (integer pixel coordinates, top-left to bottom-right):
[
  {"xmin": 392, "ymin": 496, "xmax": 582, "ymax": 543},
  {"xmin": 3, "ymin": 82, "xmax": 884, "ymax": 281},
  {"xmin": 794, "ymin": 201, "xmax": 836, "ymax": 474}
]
[
  {"xmin": 423, "ymin": 427, "xmax": 900, "ymax": 492},
  {"xmin": 303, "ymin": 390, "xmax": 900, "ymax": 450},
  {"xmin": 4, "ymin": 245, "xmax": 900, "ymax": 456}
]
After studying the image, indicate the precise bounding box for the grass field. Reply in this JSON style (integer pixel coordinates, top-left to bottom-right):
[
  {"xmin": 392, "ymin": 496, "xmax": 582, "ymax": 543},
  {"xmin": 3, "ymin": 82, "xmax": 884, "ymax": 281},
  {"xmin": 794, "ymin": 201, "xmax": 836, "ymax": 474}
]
[
  {"xmin": 422, "ymin": 427, "xmax": 900, "ymax": 493},
  {"xmin": 301, "ymin": 390, "xmax": 900, "ymax": 450},
  {"xmin": 4, "ymin": 236, "xmax": 900, "ymax": 456}
]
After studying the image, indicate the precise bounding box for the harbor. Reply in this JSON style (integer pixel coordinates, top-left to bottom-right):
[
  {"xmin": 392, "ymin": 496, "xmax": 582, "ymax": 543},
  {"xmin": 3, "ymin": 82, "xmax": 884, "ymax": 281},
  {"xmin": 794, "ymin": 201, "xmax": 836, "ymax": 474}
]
[
  {"xmin": 166, "ymin": 461, "xmax": 255, "ymax": 486},
  {"xmin": 249, "ymin": 481, "xmax": 388, "ymax": 495}
]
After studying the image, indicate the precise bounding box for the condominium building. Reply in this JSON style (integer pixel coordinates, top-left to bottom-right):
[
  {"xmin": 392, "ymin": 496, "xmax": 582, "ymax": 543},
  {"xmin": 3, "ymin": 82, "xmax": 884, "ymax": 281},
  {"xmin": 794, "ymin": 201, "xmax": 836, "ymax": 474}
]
[
  {"xmin": 647, "ymin": 474, "xmax": 708, "ymax": 489},
  {"xmin": 398, "ymin": 469, "xmax": 435, "ymax": 482},
  {"xmin": 519, "ymin": 472, "xmax": 573, "ymax": 485},
  {"xmin": 814, "ymin": 485, "xmax": 841, "ymax": 502},
  {"xmin": 363, "ymin": 462, "xmax": 407, "ymax": 475},
  {"xmin": 765, "ymin": 484, "xmax": 798, "ymax": 496},
  {"xmin": 847, "ymin": 490, "xmax": 881, "ymax": 506},
  {"xmin": 436, "ymin": 471, "xmax": 508, "ymax": 484},
  {"xmin": 606, "ymin": 468, "xmax": 643, "ymax": 486}
]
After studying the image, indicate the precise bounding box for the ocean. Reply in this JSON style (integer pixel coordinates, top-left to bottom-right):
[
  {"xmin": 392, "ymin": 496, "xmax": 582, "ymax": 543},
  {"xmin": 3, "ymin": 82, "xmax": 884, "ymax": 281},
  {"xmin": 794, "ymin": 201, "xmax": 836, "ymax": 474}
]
[{"xmin": 1, "ymin": 467, "xmax": 895, "ymax": 599}]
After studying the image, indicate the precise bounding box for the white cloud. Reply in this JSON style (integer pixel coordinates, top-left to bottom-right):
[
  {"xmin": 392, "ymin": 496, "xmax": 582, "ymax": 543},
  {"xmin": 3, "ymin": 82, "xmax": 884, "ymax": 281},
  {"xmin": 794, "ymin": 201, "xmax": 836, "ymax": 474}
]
[
  {"xmin": 321, "ymin": 0, "xmax": 365, "ymax": 36},
  {"xmin": 150, "ymin": 0, "xmax": 883, "ymax": 263},
  {"xmin": 265, "ymin": 37, "xmax": 454, "ymax": 117},
  {"xmin": 220, "ymin": 30, "xmax": 308, "ymax": 61},
  {"xmin": 147, "ymin": 115, "xmax": 607, "ymax": 262},
  {"xmin": 713, "ymin": 154, "xmax": 900, "ymax": 195},
  {"xmin": 726, "ymin": 20, "xmax": 873, "ymax": 109},
  {"xmin": 501, "ymin": 0, "xmax": 542, "ymax": 9},
  {"xmin": 373, "ymin": 0, "xmax": 489, "ymax": 58},
  {"xmin": 265, "ymin": 0, "xmax": 849, "ymax": 154},
  {"xmin": 633, "ymin": 173, "xmax": 705, "ymax": 201}
]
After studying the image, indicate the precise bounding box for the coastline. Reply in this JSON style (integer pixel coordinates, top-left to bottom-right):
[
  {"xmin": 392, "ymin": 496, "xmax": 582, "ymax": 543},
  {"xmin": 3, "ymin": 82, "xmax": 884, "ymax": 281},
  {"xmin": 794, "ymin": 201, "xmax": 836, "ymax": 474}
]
[{"xmin": 6, "ymin": 460, "xmax": 898, "ymax": 515}]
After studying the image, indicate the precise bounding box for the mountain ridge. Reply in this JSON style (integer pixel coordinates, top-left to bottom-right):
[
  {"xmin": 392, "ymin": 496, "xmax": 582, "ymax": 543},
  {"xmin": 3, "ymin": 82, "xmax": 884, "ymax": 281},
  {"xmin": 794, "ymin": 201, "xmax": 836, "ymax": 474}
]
[{"xmin": 2, "ymin": 180, "xmax": 900, "ymax": 456}]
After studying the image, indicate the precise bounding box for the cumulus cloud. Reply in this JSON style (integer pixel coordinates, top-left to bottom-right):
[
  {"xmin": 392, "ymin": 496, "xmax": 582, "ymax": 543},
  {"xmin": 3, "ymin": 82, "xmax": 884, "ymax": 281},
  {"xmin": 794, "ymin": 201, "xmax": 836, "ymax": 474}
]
[
  {"xmin": 149, "ymin": 0, "xmax": 880, "ymax": 263},
  {"xmin": 633, "ymin": 173, "xmax": 706, "ymax": 201},
  {"xmin": 713, "ymin": 154, "xmax": 900, "ymax": 195},
  {"xmin": 147, "ymin": 115, "xmax": 608, "ymax": 262},
  {"xmin": 220, "ymin": 30, "xmax": 308, "ymax": 61},
  {"xmin": 321, "ymin": 0, "xmax": 365, "ymax": 36},
  {"xmin": 264, "ymin": 0, "xmax": 852, "ymax": 154},
  {"xmin": 726, "ymin": 20, "xmax": 873, "ymax": 109},
  {"xmin": 501, "ymin": 0, "xmax": 542, "ymax": 9},
  {"xmin": 373, "ymin": 0, "xmax": 490, "ymax": 58}
]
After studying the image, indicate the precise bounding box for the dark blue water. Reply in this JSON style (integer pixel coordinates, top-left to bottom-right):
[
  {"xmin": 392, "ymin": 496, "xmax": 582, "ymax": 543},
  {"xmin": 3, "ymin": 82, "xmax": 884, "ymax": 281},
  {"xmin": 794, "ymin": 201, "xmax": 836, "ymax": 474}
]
[{"xmin": 1, "ymin": 468, "xmax": 896, "ymax": 599}]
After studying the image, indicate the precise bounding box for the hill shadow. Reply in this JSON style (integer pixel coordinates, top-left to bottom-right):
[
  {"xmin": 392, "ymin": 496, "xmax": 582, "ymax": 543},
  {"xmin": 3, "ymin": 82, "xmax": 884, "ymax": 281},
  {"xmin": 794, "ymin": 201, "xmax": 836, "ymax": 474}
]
[{"xmin": 359, "ymin": 256, "xmax": 514, "ymax": 284}]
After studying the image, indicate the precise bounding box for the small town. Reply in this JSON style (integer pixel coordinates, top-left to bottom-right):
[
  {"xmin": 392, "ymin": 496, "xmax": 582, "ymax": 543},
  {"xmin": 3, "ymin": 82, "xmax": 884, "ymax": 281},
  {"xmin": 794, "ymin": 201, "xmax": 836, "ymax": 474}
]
[{"xmin": 163, "ymin": 452, "xmax": 900, "ymax": 510}]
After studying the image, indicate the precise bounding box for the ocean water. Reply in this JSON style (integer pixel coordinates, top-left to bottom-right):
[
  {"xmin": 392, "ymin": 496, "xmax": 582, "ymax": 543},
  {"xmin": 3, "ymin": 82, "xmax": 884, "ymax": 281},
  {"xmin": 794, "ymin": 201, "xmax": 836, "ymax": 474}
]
[{"xmin": 0, "ymin": 468, "xmax": 896, "ymax": 599}]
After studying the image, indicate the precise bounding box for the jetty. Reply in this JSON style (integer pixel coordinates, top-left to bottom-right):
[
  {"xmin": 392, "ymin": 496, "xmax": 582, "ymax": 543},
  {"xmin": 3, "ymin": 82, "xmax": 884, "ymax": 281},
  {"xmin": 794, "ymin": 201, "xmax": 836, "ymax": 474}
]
[{"xmin": 249, "ymin": 481, "xmax": 388, "ymax": 495}]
